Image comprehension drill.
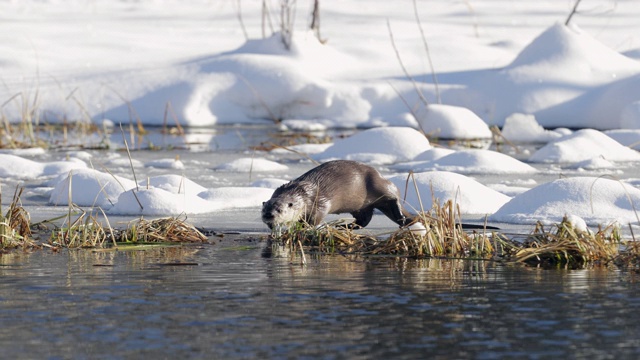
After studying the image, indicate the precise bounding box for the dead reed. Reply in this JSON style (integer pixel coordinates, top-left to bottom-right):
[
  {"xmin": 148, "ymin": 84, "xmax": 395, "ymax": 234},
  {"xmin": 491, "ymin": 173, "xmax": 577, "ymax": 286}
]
[
  {"xmin": 513, "ymin": 216, "xmax": 621, "ymax": 266},
  {"xmin": 273, "ymin": 199, "xmax": 513, "ymax": 259},
  {"xmin": 49, "ymin": 205, "xmax": 115, "ymax": 248},
  {"xmin": 118, "ymin": 216, "xmax": 208, "ymax": 244},
  {"xmin": 0, "ymin": 187, "xmax": 35, "ymax": 250}
]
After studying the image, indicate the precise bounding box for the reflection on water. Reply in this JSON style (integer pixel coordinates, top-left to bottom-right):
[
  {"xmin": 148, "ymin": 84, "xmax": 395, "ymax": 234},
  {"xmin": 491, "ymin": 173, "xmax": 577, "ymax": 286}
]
[{"xmin": 1, "ymin": 240, "xmax": 640, "ymax": 359}]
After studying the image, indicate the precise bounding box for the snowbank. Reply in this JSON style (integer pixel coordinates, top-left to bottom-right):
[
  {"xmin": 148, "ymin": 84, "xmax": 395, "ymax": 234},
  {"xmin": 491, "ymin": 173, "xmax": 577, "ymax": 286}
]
[
  {"xmin": 529, "ymin": 129, "xmax": 640, "ymax": 163},
  {"xmin": 314, "ymin": 127, "xmax": 431, "ymax": 164},
  {"xmin": 392, "ymin": 149, "xmax": 536, "ymax": 174},
  {"xmin": 388, "ymin": 171, "xmax": 511, "ymax": 215},
  {"xmin": 491, "ymin": 177, "xmax": 640, "ymax": 225}
]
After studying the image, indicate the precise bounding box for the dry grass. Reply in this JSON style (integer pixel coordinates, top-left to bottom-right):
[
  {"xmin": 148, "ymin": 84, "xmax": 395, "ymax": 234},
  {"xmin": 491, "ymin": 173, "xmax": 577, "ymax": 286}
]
[
  {"xmin": 270, "ymin": 202, "xmax": 632, "ymax": 268},
  {"xmin": 49, "ymin": 205, "xmax": 115, "ymax": 248},
  {"xmin": 273, "ymin": 199, "xmax": 513, "ymax": 260},
  {"xmin": 0, "ymin": 187, "xmax": 36, "ymax": 250},
  {"xmin": 118, "ymin": 216, "xmax": 208, "ymax": 244},
  {"xmin": 513, "ymin": 216, "xmax": 621, "ymax": 266}
]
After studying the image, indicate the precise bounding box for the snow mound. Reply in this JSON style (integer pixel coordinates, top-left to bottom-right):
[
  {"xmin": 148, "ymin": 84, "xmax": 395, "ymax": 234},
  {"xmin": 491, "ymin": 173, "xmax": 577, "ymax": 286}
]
[
  {"xmin": 418, "ymin": 104, "xmax": 492, "ymax": 139},
  {"xmin": 500, "ymin": 113, "xmax": 563, "ymax": 143},
  {"xmin": 508, "ymin": 23, "xmax": 639, "ymax": 78},
  {"xmin": 0, "ymin": 154, "xmax": 87, "ymax": 179},
  {"xmin": 565, "ymin": 157, "xmax": 616, "ymax": 170},
  {"xmin": 198, "ymin": 187, "xmax": 274, "ymax": 208},
  {"xmin": 104, "ymin": 31, "xmax": 369, "ymax": 127},
  {"xmin": 110, "ymin": 187, "xmax": 217, "ymax": 216},
  {"xmin": 49, "ymin": 168, "xmax": 136, "ymax": 207},
  {"xmin": 214, "ymin": 158, "xmax": 289, "ymax": 172},
  {"xmin": 490, "ymin": 177, "xmax": 640, "ymax": 225},
  {"xmin": 144, "ymin": 157, "xmax": 185, "ymax": 170},
  {"xmin": 388, "ymin": 171, "xmax": 511, "ymax": 215},
  {"xmin": 139, "ymin": 175, "xmax": 207, "ymax": 197},
  {"xmin": 529, "ymin": 129, "xmax": 640, "ymax": 163},
  {"xmin": 413, "ymin": 148, "xmax": 456, "ymax": 162},
  {"xmin": 394, "ymin": 150, "xmax": 536, "ymax": 174},
  {"xmin": 314, "ymin": 127, "xmax": 431, "ymax": 164},
  {"xmin": 465, "ymin": 23, "xmax": 640, "ymax": 128}
]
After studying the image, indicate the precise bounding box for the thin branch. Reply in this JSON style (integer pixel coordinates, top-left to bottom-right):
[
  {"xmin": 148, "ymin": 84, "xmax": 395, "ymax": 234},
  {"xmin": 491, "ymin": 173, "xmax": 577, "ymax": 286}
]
[
  {"xmin": 387, "ymin": 19, "xmax": 429, "ymax": 108},
  {"xmin": 413, "ymin": 0, "xmax": 441, "ymax": 104},
  {"xmin": 565, "ymin": 0, "xmax": 583, "ymax": 26}
]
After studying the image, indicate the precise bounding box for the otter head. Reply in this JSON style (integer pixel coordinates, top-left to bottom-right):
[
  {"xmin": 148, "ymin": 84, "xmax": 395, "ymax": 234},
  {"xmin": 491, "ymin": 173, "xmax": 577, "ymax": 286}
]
[{"xmin": 261, "ymin": 183, "xmax": 310, "ymax": 230}]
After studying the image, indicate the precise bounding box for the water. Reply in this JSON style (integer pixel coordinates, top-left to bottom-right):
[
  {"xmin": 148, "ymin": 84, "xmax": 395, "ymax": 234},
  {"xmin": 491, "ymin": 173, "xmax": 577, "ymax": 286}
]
[
  {"xmin": 2, "ymin": 239, "xmax": 639, "ymax": 359},
  {"xmin": 3, "ymin": 126, "xmax": 640, "ymax": 358}
]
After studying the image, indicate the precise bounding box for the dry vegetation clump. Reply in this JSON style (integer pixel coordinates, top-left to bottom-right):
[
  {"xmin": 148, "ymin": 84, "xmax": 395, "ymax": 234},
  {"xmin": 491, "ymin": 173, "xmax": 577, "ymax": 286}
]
[
  {"xmin": 118, "ymin": 216, "xmax": 208, "ymax": 244},
  {"xmin": 273, "ymin": 200, "xmax": 512, "ymax": 259},
  {"xmin": 512, "ymin": 217, "xmax": 621, "ymax": 266},
  {"xmin": 271, "ymin": 201, "xmax": 637, "ymax": 269},
  {"xmin": 49, "ymin": 205, "xmax": 115, "ymax": 248},
  {"xmin": 0, "ymin": 188, "xmax": 36, "ymax": 250}
]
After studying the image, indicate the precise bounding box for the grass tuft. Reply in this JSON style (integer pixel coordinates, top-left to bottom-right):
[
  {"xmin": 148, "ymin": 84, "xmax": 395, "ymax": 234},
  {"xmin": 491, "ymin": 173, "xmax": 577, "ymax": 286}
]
[
  {"xmin": 0, "ymin": 187, "xmax": 36, "ymax": 250},
  {"xmin": 513, "ymin": 216, "xmax": 621, "ymax": 266},
  {"xmin": 272, "ymin": 199, "xmax": 511, "ymax": 259},
  {"xmin": 118, "ymin": 216, "xmax": 208, "ymax": 244}
]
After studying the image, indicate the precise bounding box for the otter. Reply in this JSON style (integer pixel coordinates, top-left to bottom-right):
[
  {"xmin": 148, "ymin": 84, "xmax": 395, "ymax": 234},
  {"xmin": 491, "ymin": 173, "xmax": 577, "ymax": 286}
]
[{"xmin": 262, "ymin": 160, "xmax": 417, "ymax": 230}]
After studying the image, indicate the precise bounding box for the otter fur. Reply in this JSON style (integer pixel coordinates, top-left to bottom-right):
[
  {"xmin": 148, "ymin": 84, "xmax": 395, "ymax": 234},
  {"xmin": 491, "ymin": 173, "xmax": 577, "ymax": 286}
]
[{"xmin": 262, "ymin": 160, "xmax": 416, "ymax": 229}]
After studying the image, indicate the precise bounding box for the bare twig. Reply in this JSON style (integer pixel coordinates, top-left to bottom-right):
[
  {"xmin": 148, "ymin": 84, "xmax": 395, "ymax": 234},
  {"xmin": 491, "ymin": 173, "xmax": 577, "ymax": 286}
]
[
  {"xmin": 387, "ymin": 19, "xmax": 429, "ymax": 108},
  {"xmin": 412, "ymin": 0, "xmax": 441, "ymax": 104},
  {"xmin": 565, "ymin": 0, "xmax": 583, "ymax": 26}
]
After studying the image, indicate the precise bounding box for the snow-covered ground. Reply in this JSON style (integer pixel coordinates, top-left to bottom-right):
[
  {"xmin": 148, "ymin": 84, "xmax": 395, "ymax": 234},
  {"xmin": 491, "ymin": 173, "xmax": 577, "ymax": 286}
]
[{"xmin": 2, "ymin": 0, "xmax": 640, "ymax": 234}]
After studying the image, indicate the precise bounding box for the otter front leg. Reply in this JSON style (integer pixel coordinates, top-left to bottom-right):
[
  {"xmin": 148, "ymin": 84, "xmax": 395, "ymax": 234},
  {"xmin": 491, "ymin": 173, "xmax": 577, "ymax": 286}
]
[{"xmin": 349, "ymin": 206, "xmax": 374, "ymax": 228}]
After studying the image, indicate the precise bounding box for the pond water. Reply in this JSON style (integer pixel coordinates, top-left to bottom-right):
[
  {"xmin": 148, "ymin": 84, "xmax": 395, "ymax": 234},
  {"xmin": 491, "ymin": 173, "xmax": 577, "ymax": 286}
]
[
  {"xmin": 2, "ymin": 238, "xmax": 639, "ymax": 359},
  {"xmin": 3, "ymin": 126, "xmax": 640, "ymax": 358}
]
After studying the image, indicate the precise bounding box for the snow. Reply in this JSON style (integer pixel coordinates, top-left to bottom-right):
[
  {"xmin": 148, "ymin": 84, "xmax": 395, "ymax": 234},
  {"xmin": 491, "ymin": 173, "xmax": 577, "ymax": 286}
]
[
  {"xmin": 0, "ymin": 154, "xmax": 86, "ymax": 179},
  {"xmin": 2, "ymin": 1, "xmax": 640, "ymax": 230},
  {"xmin": 144, "ymin": 157, "xmax": 185, "ymax": 170},
  {"xmin": 491, "ymin": 177, "xmax": 640, "ymax": 226},
  {"xmin": 49, "ymin": 168, "xmax": 137, "ymax": 207},
  {"xmin": 529, "ymin": 129, "xmax": 640, "ymax": 163},
  {"xmin": 214, "ymin": 158, "xmax": 289, "ymax": 172},
  {"xmin": 388, "ymin": 171, "xmax": 511, "ymax": 215},
  {"xmin": 418, "ymin": 104, "xmax": 492, "ymax": 139},
  {"xmin": 392, "ymin": 149, "xmax": 537, "ymax": 175},
  {"xmin": 3, "ymin": 1, "xmax": 640, "ymax": 131},
  {"xmin": 500, "ymin": 113, "xmax": 564, "ymax": 143},
  {"xmin": 314, "ymin": 127, "xmax": 431, "ymax": 164}
]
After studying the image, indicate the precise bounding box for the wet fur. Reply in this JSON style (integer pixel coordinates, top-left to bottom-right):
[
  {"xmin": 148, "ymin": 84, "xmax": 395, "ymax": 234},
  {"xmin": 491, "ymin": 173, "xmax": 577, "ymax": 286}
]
[{"xmin": 262, "ymin": 160, "xmax": 415, "ymax": 229}]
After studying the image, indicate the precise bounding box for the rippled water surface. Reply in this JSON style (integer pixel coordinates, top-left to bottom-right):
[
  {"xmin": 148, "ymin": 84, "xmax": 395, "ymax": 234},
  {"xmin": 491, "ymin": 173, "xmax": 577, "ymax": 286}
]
[{"xmin": 2, "ymin": 238, "xmax": 640, "ymax": 359}]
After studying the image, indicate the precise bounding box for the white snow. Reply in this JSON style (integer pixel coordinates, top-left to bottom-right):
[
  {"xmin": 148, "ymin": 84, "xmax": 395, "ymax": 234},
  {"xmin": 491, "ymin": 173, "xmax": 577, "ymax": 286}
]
[
  {"xmin": 392, "ymin": 149, "xmax": 537, "ymax": 175},
  {"xmin": 500, "ymin": 113, "xmax": 564, "ymax": 143},
  {"xmin": 0, "ymin": 154, "xmax": 87, "ymax": 179},
  {"xmin": 418, "ymin": 104, "xmax": 492, "ymax": 140},
  {"xmin": 388, "ymin": 171, "xmax": 511, "ymax": 215},
  {"xmin": 144, "ymin": 157, "xmax": 185, "ymax": 170},
  {"xmin": 49, "ymin": 168, "xmax": 137, "ymax": 207},
  {"xmin": 491, "ymin": 177, "xmax": 640, "ymax": 226},
  {"xmin": 2, "ymin": 1, "xmax": 640, "ymax": 230},
  {"xmin": 214, "ymin": 158, "xmax": 289, "ymax": 172},
  {"xmin": 2, "ymin": 1, "xmax": 640, "ymax": 131},
  {"xmin": 314, "ymin": 127, "xmax": 431, "ymax": 164},
  {"xmin": 529, "ymin": 129, "xmax": 640, "ymax": 163}
]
